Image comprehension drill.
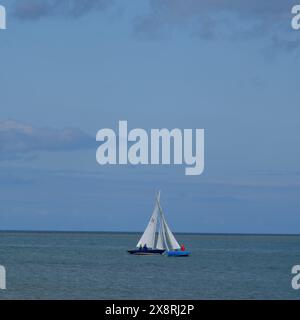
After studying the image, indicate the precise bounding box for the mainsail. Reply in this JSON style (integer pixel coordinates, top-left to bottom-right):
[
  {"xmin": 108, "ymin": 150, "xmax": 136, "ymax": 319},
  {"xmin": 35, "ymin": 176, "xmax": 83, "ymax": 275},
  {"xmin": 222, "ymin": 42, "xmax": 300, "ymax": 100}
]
[{"xmin": 137, "ymin": 191, "xmax": 181, "ymax": 251}]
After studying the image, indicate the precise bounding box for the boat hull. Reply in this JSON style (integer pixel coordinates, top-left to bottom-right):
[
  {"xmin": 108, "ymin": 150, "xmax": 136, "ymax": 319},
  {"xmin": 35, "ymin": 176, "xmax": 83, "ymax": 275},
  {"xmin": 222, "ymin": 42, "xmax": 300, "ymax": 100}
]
[
  {"xmin": 166, "ymin": 250, "xmax": 191, "ymax": 257},
  {"xmin": 127, "ymin": 249, "xmax": 165, "ymax": 255}
]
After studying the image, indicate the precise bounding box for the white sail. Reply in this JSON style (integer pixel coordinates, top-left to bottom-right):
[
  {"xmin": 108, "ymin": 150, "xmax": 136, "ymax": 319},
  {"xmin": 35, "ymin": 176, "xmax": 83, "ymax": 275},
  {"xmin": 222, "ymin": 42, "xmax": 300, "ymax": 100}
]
[
  {"xmin": 156, "ymin": 223, "xmax": 164, "ymax": 249},
  {"xmin": 162, "ymin": 217, "xmax": 181, "ymax": 250},
  {"xmin": 136, "ymin": 192, "xmax": 160, "ymax": 248},
  {"xmin": 156, "ymin": 216, "xmax": 168, "ymax": 250},
  {"xmin": 136, "ymin": 191, "xmax": 181, "ymax": 251},
  {"xmin": 156, "ymin": 194, "xmax": 180, "ymax": 251}
]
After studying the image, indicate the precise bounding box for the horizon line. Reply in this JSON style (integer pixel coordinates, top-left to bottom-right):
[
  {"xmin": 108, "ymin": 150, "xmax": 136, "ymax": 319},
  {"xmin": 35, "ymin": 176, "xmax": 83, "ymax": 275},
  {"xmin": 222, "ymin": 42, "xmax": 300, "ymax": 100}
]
[{"xmin": 0, "ymin": 229, "xmax": 300, "ymax": 236}]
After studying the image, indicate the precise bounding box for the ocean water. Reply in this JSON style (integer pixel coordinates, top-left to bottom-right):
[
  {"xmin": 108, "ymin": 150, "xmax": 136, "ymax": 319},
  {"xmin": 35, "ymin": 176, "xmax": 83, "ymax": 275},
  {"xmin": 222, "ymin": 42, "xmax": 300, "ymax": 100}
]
[{"xmin": 0, "ymin": 232, "xmax": 300, "ymax": 300}]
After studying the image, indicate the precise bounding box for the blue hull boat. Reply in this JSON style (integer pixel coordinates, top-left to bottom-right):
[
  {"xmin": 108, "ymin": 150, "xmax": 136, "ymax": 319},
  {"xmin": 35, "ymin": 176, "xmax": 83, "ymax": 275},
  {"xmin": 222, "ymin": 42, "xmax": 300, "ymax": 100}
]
[
  {"xmin": 128, "ymin": 249, "xmax": 165, "ymax": 255},
  {"xmin": 166, "ymin": 250, "xmax": 191, "ymax": 257}
]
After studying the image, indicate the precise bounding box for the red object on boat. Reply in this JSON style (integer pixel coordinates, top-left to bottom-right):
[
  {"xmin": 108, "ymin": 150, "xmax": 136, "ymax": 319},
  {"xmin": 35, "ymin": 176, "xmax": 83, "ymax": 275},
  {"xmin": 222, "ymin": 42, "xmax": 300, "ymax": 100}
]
[{"xmin": 181, "ymin": 244, "xmax": 185, "ymax": 251}]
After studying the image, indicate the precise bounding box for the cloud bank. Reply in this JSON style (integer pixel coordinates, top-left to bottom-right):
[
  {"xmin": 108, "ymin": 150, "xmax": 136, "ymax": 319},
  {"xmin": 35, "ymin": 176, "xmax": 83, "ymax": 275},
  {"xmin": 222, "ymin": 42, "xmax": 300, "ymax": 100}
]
[
  {"xmin": 9, "ymin": 0, "xmax": 299, "ymax": 52},
  {"xmin": 0, "ymin": 120, "xmax": 94, "ymax": 161},
  {"xmin": 134, "ymin": 0, "xmax": 298, "ymax": 47}
]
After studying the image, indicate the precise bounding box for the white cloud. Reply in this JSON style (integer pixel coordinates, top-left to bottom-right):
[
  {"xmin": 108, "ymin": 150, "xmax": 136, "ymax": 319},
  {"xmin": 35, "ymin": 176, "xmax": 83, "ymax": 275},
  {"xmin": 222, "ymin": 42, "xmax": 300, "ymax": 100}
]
[{"xmin": 0, "ymin": 120, "xmax": 94, "ymax": 161}]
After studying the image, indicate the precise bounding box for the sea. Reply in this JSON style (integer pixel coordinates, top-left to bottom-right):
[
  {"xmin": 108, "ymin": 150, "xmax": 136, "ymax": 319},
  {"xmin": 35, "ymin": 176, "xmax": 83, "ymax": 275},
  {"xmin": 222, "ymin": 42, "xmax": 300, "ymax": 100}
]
[{"xmin": 0, "ymin": 231, "xmax": 300, "ymax": 300}]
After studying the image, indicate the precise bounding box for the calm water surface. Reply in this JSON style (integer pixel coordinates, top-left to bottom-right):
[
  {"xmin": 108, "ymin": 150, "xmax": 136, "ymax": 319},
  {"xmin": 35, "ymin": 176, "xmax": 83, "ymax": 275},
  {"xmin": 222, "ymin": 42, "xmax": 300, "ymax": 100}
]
[{"xmin": 0, "ymin": 232, "xmax": 300, "ymax": 299}]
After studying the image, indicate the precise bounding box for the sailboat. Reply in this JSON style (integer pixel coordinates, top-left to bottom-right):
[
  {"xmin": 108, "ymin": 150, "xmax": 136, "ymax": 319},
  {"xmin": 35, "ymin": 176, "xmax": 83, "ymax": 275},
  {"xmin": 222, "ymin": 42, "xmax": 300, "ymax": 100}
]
[{"xmin": 127, "ymin": 191, "xmax": 191, "ymax": 257}]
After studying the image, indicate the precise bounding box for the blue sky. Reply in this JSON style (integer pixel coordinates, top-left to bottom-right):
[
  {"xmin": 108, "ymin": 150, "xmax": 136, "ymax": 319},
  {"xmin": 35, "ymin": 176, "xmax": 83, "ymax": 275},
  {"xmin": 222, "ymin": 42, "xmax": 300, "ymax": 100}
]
[{"xmin": 0, "ymin": 0, "xmax": 300, "ymax": 233}]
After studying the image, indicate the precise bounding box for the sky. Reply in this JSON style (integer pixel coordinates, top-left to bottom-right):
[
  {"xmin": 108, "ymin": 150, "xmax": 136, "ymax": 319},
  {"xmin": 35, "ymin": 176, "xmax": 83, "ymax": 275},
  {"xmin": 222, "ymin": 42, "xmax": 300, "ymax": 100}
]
[{"xmin": 0, "ymin": 0, "xmax": 300, "ymax": 233}]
